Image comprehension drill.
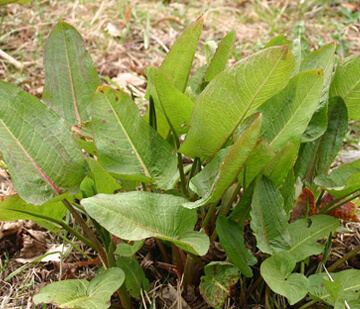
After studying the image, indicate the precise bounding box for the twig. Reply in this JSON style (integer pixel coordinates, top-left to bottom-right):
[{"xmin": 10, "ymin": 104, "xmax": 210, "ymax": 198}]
[{"xmin": 0, "ymin": 49, "xmax": 22, "ymax": 69}]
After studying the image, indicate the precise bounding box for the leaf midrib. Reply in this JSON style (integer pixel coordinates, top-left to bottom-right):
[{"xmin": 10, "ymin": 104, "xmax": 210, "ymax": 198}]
[
  {"xmin": 0, "ymin": 117, "xmax": 60, "ymax": 195},
  {"xmin": 102, "ymin": 93, "xmax": 151, "ymax": 178},
  {"xmin": 270, "ymin": 74, "xmax": 321, "ymax": 149},
  {"xmin": 61, "ymin": 23, "xmax": 82, "ymax": 125}
]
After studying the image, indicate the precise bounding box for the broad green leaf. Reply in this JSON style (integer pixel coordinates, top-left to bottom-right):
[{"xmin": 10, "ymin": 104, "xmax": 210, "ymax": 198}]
[
  {"xmin": 295, "ymin": 97, "xmax": 348, "ymax": 183},
  {"xmin": 330, "ymin": 55, "xmax": 360, "ymax": 119},
  {"xmin": 315, "ymin": 160, "xmax": 360, "ymax": 197},
  {"xmin": 250, "ymin": 176, "xmax": 290, "ymax": 254},
  {"xmin": 263, "ymin": 142, "xmax": 298, "ymax": 186},
  {"xmin": 160, "ymin": 16, "xmax": 203, "ymax": 92},
  {"xmin": 0, "ymin": 82, "xmax": 87, "ymax": 205},
  {"xmin": 261, "ymin": 252, "xmax": 309, "ymax": 305},
  {"xmin": 114, "ymin": 240, "xmax": 144, "ymax": 257},
  {"xmin": 87, "ymin": 158, "xmax": 120, "ymax": 194},
  {"xmin": 203, "ymin": 29, "xmax": 236, "ymax": 82},
  {"xmin": 33, "ymin": 268, "xmax": 124, "ymax": 309},
  {"xmin": 238, "ymin": 140, "xmax": 275, "ymax": 187},
  {"xmin": 288, "ymin": 215, "xmax": 339, "ymax": 262},
  {"xmin": 264, "ymin": 34, "xmax": 292, "ymax": 48},
  {"xmin": 148, "ymin": 67, "xmax": 194, "ymax": 135},
  {"xmin": 82, "ymin": 192, "xmax": 209, "ymax": 255},
  {"xmin": 43, "ymin": 21, "xmax": 101, "ymax": 125},
  {"xmin": 200, "ymin": 262, "xmax": 240, "ymax": 308},
  {"xmin": 0, "ymin": 195, "xmax": 67, "ymax": 231},
  {"xmin": 91, "ymin": 86, "xmax": 177, "ymax": 188},
  {"xmin": 309, "ymin": 270, "xmax": 360, "ymax": 307},
  {"xmin": 300, "ymin": 43, "xmax": 336, "ymax": 141},
  {"xmin": 279, "ymin": 169, "xmax": 296, "ymax": 214},
  {"xmin": 180, "ymin": 46, "xmax": 295, "ymax": 158},
  {"xmin": 116, "ymin": 257, "xmax": 150, "ymax": 297},
  {"xmin": 259, "ymin": 69, "xmax": 324, "ymax": 152},
  {"xmin": 183, "ymin": 113, "xmax": 261, "ymax": 209},
  {"xmin": 80, "ymin": 176, "xmax": 96, "ymax": 198},
  {"xmin": 217, "ymin": 216, "xmax": 256, "ymax": 277}
]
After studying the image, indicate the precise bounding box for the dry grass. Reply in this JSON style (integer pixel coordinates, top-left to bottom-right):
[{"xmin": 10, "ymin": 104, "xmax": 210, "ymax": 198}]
[{"xmin": 1, "ymin": 0, "xmax": 360, "ymax": 308}]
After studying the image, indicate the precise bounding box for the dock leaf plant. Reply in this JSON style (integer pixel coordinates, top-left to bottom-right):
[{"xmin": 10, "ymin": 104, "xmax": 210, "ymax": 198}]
[{"xmin": 0, "ymin": 17, "xmax": 360, "ymax": 308}]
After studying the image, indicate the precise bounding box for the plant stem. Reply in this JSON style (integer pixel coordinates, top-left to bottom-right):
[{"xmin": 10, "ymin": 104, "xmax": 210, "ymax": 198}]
[
  {"xmin": 177, "ymin": 152, "xmax": 188, "ymax": 196},
  {"xmin": 183, "ymin": 255, "xmax": 196, "ymax": 293},
  {"xmin": 299, "ymin": 300, "xmax": 317, "ymax": 309},
  {"xmin": 62, "ymin": 199, "xmax": 109, "ymax": 267},
  {"xmin": 328, "ymin": 244, "xmax": 360, "ymax": 272},
  {"xmin": 202, "ymin": 202, "xmax": 218, "ymax": 229}
]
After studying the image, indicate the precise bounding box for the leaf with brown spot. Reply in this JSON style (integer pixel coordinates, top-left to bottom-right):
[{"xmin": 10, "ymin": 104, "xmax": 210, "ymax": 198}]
[
  {"xmin": 290, "ymin": 187, "xmax": 317, "ymax": 222},
  {"xmin": 321, "ymin": 193, "xmax": 359, "ymax": 222}
]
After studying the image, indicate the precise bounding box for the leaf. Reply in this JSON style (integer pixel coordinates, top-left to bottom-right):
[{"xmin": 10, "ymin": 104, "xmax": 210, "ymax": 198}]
[
  {"xmin": 203, "ymin": 29, "xmax": 236, "ymax": 82},
  {"xmin": 183, "ymin": 113, "xmax": 261, "ymax": 209},
  {"xmin": 295, "ymin": 97, "xmax": 348, "ymax": 183},
  {"xmin": 91, "ymin": 86, "xmax": 177, "ymax": 188},
  {"xmin": 300, "ymin": 43, "xmax": 336, "ymax": 141},
  {"xmin": 290, "ymin": 187, "xmax": 316, "ymax": 222},
  {"xmin": 114, "ymin": 240, "xmax": 144, "ymax": 257},
  {"xmin": 320, "ymin": 193, "xmax": 359, "ymax": 222},
  {"xmin": 116, "ymin": 257, "xmax": 150, "ymax": 297},
  {"xmin": 0, "ymin": 82, "xmax": 87, "ymax": 205},
  {"xmin": 314, "ymin": 159, "xmax": 360, "ymax": 197},
  {"xmin": 308, "ymin": 269, "xmax": 360, "ymax": 307},
  {"xmin": 238, "ymin": 140, "xmax": 275, "ymax": 187},
  {"xmin": 200, "ymin": 262, "xmax": 240, "ymax": 308},
  {"xmin": 288, "ymin": 215, "xmax": 339, "ymax": 262},
  {"xmin": 180, "ymin": 46, "xmax": 295, "ymax": 158},
  {"xmin": 0, "ymin": 195, "xmax": 67, "ymax": 231},
  {"xmin": 147, "ymin": 67, "xmax": 194, "ymax": 135},
  {"xmin": 279, "ymin": 169, "xmax": 296, "ymax": 214},
  {"xmin": 0, "ymin": 0, "xmax": 31, "ymax": 5},
  {"xmin": 160, "ymin": 16, "xmax": 203, "ymax": 92},
  {"xmin": 264, "ymin": 34, "xmax": 292, "ymax": 48},
  {"xmin": 33, "ymin": 268, "xmax": 125, "ymax": 309},
  {"xmin": 330, "ymin": 55, "xmax": 360, "ymax": 119},
  {"xmin": 261, "ymin": 252, "xmax": 309, "ymax": 305},
  {"xmin": 250, "ymin": 176, "xmax": 290, "ymax": 254},
  {"xmin": 258, "ymin": 69, "xmax": 324, "ymax": 152},
  {"xmin": 87, "ymin": 158, "xmax": 121, "ymax": 194},
  {"xmin": 189, "ymin": 148, "xmax": 228, "ymax": 197},
  {"xmin": 43, "ymin": 21, "xmax": 101, "ymax": 125},
  {"xmin": 217, "ymin": 216, "xmax": 257, "ymax": 278},
  {"xmin": 82, "ymin": 192, "xmax": 209, "ymax": 255},
  {"xmin": 263, "ymin": 142, "xmax": 298, "ymax": 186}
]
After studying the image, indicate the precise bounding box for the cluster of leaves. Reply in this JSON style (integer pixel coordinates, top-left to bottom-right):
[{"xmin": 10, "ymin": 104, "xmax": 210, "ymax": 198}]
[{"xmin": 1, "ymin": 16, "xmax": 360, "ymax": 309}]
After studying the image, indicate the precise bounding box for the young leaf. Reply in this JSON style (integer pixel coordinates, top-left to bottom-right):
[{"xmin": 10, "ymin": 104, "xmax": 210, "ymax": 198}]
[
  {"xmin": 217, "ymin": 216, "xmax": 257, "ymax": 278},
  {"xmin": 320, "ymin": 193, "xmax": 359, "ymax": 222},
  {"xmin": 200, "ymin": 262, "xmax": 240, "ymax": 308},
  {"xmin": 258, "ymin": 69, "xmax": 324, "ymax": 152},
  {"xmin": 91, "ymin": 86, "xmax": 177, "ymax": 188},
  {"xmin": 300, "ymin": 43, "xmax": 336, "ymax": 141},
  {"xmin": 238, "ymin": 140, "xmax": 275, "ymax": 187},
  {"xmin": 261, "ymin": 252, "xmax": 309, "ymax": 305},
  {"xmin": 82, "ymin": 192, "xmax": 209, "ymax": 256},
  {"xmin": 183, "ymin": 113, "xmax": 261, "ymax": 209},
  {"xmin": 250, "ymin": 176, "xmax": 290, "ymax": 254},
  {"xmin": 180, "ymin": 46, "xmax": 295, "ymax": 158},
  {"xmin": 0, "ymin": 195, "xmax": 67, "ymax": 231},
  {"xmin": 0, "ymin": 82, "xmax": 87, "ymax": 205},
  {"xmin": 203, "ymin": 29, "xmax": 236, "ymax": 82},
  {"xmin": 87, "ymin": 158, "xmax": 121, "ymax": 194},
  {"xmin": 264, "ymin": 34, "xmax": 292, "ymax": 48},
  {"xmin": 33, "ymin": 268, "xmax": 125, "ymax": 309},
  {"xmin": 147, "ymin": 67, "xmax": 194, "ymax": 135},
  {"xmin": 308, "ymin": 270, "xmax": 360, "ymax": 307},
  {"xmin": 43, "ymin": 21, "xmax": 101, "ymax": 125},
  {"xmin": 116, "ymin": 257, "xmax": 150, "ymax": 297},
  {"xmin": 290, "ymin": 187, "xmax": 316, "ymax": 222},
  {"xmin": 288, "ymin": 215, "xmax": 339, "ymax": 262},
  {"xmin": 330, "ymin": 55, "xmax": 360, "ymax": 119},
  {"xmin": 263, "ymin": 142, "xmax": 298, "ymax": 186},
  {"xmin": 295, "ymin": 97, "xmax": 348, "ymax": 183},
  {"xmin": 315, "ymin": 159, "xmax": 360, "ymax": 198},
  {"xmin": 114, "ymin": 240, "xmax": 144, "ymax": 257},
  {"xmin": 160, "ymin": 16, "xmax": 203, "ymax": 92}
]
